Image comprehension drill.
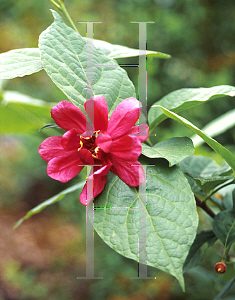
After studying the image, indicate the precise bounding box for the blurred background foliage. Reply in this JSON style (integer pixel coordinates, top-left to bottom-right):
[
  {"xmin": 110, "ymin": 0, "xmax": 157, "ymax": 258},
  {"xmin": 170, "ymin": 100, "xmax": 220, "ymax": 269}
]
[{"xmin": 0, "ymin": 0, "xmax": 235, "ymax": 299}]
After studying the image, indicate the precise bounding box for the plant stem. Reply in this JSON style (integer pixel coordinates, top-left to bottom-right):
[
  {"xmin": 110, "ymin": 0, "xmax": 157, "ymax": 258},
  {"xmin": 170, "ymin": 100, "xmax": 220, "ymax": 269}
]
[
  {"xmin": 204, "ymin": 180, "xmax": 235, "ymax": 202},
  {"xmin": 49, "ymin": 0, "xmax": 62, "ymax": 10},
  {"xmin": 49, "ymin": 0, "xmax": 79, "ymax": 33},
  {"xmin": 145, "ymin": 137, "xmax": 153, "ymax": 147},
  {"xmin": 195, "ymin": 195, "xmax": 216, "ymax": 218}
]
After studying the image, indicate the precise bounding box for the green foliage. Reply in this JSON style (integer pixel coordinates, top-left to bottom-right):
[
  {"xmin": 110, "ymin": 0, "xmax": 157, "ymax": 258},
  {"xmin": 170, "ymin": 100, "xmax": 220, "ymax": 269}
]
[
  {"xmin": 39, "ymin": 10, "xmax": 136, "ymax": 114},
  {"xmin": 94, "ymin": 161, "xmax": 198, "ymax": 289},
  {"xmin": 149, "ymin": 86, "xmax": 235, "ymax": 133},
  {"xmin": 192, "ymin": 109, "xmax": 235, "ymax": 147},
  {"xmin": 1, "ymin": 1, "xmax": 235, "ymax": 298},
  {"xmin": 14, "ymin": 181, "xmax": 85, "ymax": 229},
  {"xmin": 0, "ymin": 48, "xmax": 43, "ymax": 79},
  {"xmin": 183, "ymin": 230, "xmax": 217, "ymax": 272},
  {"xmin": 156, "ymin": 106, "xmax": 235, "ymax": 172},
  {"xmin": 0, "ymin": 91, "xmax": 54, "ymax": 133},
  {"xmin": 213, "ymin": 209, "xmax": 235, "ymax": 248},
  {"xmin": 142, "ymin": 137, "xmax": 194, "ymax": 166}
]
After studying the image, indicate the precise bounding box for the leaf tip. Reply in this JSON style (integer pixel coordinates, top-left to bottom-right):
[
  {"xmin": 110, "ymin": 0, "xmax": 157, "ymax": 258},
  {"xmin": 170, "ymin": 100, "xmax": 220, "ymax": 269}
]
[{"xmin": 13, "ymin": 218, "xmax": 24, "ymax": 229}]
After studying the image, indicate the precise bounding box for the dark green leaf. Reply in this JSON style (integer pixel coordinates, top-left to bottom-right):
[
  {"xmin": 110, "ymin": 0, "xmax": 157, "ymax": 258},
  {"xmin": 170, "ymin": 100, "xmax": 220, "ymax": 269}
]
[
  {"xmin": 183, "ymin": 230, "xmax": 217, "ymax": 272},
  {"xmin": 213, "ymin": 276, "xmax": 235, "ymax": 300},
  {"xmin": 213, "ymin": 209, "xmax": 235, "ymax": 247}
]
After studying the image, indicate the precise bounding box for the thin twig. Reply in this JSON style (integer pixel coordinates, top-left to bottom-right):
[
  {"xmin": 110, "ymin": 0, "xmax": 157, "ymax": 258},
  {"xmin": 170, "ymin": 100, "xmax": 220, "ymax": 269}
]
[{"xmin": 195, "ymin": 195, "xmax": 216, "ymax": 219}]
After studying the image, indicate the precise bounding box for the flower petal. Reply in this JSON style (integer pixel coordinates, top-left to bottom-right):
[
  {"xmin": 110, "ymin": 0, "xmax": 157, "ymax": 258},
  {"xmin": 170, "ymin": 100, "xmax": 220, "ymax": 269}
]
[
  {"xmin": 78, "ymin": 148, "xmax": 95, "ymax": 165},
  {"xmin": 47, "ymin": 151, "xmax": 84, "ymax": 182},
  {"xmin": 108, "ymin": 98, "xmax": 142, "ymax": 139},
  {"xmin": 39, "ymin": 136, "xmax": 64, "ymax": 162},
  {"xmin": 61, "ymin": 129, "xmax": 81, "ymax": 151},
  {"xmin": 111, "ymin": 135, "xmax": 142, "ymax": 161},
  {"xmin": 111, "ymin": 158, "xmax": 145, "ymax": 186},
  {"xmin": 51, "ymin": 100, "xmax": 89, "ymax": 133},
  {"xmin": 79, "ymin": 162, "xmax": 112, "ymax": 205},
  {"xmin": 96, "ymin": 133, "xmax": 113, "ymax": 153},
  {"xmin": 127, "ymin": 124, "xmax": 149, "ymax": 142},
  {"xmin": 84, "ymin": 96, "xmax": 108, "ymax": 131}
]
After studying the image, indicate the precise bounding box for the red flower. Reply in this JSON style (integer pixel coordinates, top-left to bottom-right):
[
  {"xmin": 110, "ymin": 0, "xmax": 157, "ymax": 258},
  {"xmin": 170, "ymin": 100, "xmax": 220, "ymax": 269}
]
[{"xmin": 39, "ymin": 96, "xmax": 149, "ymax": 205}]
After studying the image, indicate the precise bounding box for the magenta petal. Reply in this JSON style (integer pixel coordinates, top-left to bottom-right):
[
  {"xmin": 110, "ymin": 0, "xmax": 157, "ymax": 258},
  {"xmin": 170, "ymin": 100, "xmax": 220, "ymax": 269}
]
[
  {"xmin": 79, "ymin": 163, "xmax": 112, "ymax": 205},
  {"xmin": 39, "ymin": 136, "xmax": 65, "ymax": 162},
  {"xmin": 61, "ymin": 129, "xmax": 81, "ymax": 151},
  {"xmin": 96, "ymin": 133, "xmax": 113, "ymax": 153},
  {"xmin": 47, "ymin": 151, "xmax": 84, "ymax": 183},
  {"xmin": 108, "ymin": 98, "xmax": 142, "ymax": 139},
  {"xmin": 84, "ymin": 96, "xmax": 108, "ymax": 131},
  {"xmin": 111, "ymin": 158, "xmax": 145, "ymax": 186},
  {"xmin": 111, "ymin": 135, "xmax": 142, "ymax": 161},
  {"xmin": 127, "ymin": 124, "xmax": 149, "ymax": 142},
  {"xmin": 51, "ymin": 100, "xmax": 89, "ymax": 133}
]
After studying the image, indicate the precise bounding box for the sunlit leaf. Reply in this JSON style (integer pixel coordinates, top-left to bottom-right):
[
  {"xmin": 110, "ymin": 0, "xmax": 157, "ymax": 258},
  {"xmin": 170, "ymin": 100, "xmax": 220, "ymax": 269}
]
[
  {"xmin": 0, "ymin": 91, "xmax": 55, "ymax": 133},
  {"xmin": 0, "ymin": 48, "xmax": 43, "ymax": 79}
]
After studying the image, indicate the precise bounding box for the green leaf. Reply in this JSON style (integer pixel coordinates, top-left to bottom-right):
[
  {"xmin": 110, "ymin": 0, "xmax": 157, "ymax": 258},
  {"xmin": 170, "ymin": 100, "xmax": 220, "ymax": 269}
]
[
  {"xmin": 142, "ymin": 137, "xmax": 194, "ymax": 167},
  {"xmin": 14, "ymin": 181, "xmax": 85, "ymax": 229},
  {"xmin": 0, "ymin": 48, "xmax": 43, "ymax": 79},
  {"xmin": 183, "ymin": 230, "xmax": 217, "ymax": 272},
  {"xmin": 94, "ymin": 160, "xmax": 198, "ymax": 290},
  {"xmin": 0, "ymin": 91, "xmax": 55, "ymax": 134},
  {"xmin": 192, "ymin": 109, "xmax": 235, "ymax": 147},
  {"xmin": 155, "ymin": 106, "xmax": 235, "ymax": 172},
  {"xmin": 185, "ymin": 173, "xmax": 234, "ymax": 195},
  {"xmin": 149, "ymin": 85, "xmax": 235, "ymax": 133},
  {"xmin": 213, "ymin": 276, "xmax": 235, "ymax": 300},
  {"xmin": 89, "ymin": 38, "xmax": 171, "ymax": 59},
  {"xmin": 39, "ymin": 11, "xmax": 136, "ymax": 114},
  {"xmin": 213, "ymin": 209, "xmax": 235, "ymax": 247}
]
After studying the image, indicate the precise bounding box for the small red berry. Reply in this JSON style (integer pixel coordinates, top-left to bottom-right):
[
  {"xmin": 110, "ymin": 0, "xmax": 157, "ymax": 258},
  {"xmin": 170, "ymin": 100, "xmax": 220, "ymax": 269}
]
[{"xmin": 214, "ymin": 261, "xmax": 226, "ymax": 274}]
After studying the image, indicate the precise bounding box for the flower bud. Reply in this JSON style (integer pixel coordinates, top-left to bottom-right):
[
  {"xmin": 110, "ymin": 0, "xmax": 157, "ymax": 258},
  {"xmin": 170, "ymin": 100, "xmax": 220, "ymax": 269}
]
[{"xmin": 214, "ymin": 261, "xmax": 226, "ymax": 274}]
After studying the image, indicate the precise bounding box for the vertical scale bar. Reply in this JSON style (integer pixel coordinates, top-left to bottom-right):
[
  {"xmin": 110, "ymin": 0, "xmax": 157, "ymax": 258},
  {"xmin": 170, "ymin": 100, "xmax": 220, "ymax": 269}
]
[
  {"xmin": 130, "ymin": 165, "xmax": 155, "ymax": 279},
  {"xmin": 130, "ymin": 21, "xmax": 155, "ymax": 279},
  {"xmin": 131, "ymin": 21, "xmax": 154, "ymax": 137},
  {"xmin": 77, "ymin": 21, "xmax": 102, "ymax": 280}
]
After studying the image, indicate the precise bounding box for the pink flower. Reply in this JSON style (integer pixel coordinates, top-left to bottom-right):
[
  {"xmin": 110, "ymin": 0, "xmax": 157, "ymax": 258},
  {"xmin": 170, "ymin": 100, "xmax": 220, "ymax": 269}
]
[{"xmin": 39, "ymin": 96, "xmax": 149, "ymax": 205}]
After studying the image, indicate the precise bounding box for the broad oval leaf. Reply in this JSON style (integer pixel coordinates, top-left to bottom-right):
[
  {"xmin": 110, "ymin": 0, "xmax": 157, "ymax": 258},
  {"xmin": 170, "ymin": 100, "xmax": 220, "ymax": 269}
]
[
  {"xmin": 93, "ymin": 161, "xmax": 198, "ymax": 290},
  {"xmin": 39, "ymin": 11, "xmax": 136, "ymax": 114},
  {"xmin": 0, "ymin": 48, "xmax": 43, "ymax": 79},
  {"xmin": 148, "ymin": 85, "xmax": 235, "ymax": 133},
  {"xmin": 142, "ymin": 137, "xmax": 194, "ymax": 167}
]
